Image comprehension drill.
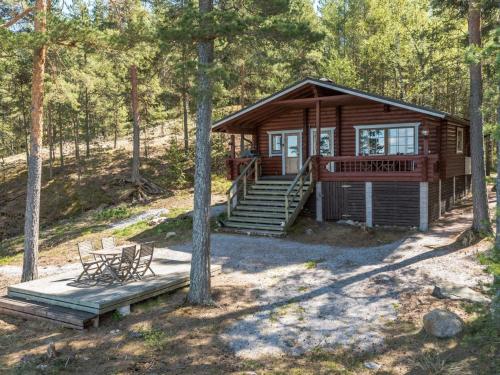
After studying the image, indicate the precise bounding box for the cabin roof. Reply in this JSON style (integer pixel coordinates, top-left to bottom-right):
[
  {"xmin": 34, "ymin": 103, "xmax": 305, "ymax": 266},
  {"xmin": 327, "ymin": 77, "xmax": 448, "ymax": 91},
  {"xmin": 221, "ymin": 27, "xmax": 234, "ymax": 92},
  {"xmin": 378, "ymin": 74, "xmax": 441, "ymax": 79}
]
[{"xmin": 212, "ymin": 77, "xmax": 468, "ymax": 132}]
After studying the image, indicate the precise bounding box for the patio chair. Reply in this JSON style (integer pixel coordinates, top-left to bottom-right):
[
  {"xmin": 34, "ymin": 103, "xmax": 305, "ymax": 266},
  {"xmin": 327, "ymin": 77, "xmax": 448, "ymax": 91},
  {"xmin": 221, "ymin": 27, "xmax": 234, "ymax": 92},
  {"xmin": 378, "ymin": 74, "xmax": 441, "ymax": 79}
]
[
  {"xmin": 76, "ymin": 241, "xmax": 103, "ymax": 281},
  {"xmin": 132, "ymin": 242, "xmax": 156, "ymax": 279},
  {"xmin": 101, "ymin": 236, "xmax": 116, "ymax": 250},
  {"xmin": 109, "ymin": 245, "xmax": 137, "ymax": 282}
]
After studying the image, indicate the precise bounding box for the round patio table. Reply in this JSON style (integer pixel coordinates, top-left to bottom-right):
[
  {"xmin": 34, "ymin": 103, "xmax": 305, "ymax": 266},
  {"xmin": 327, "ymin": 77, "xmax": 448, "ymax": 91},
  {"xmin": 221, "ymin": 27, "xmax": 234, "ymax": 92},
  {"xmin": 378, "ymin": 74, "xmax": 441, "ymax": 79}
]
[{"xmin": 90, "ymin": 245, "xmax": 136, "ymax": 282}]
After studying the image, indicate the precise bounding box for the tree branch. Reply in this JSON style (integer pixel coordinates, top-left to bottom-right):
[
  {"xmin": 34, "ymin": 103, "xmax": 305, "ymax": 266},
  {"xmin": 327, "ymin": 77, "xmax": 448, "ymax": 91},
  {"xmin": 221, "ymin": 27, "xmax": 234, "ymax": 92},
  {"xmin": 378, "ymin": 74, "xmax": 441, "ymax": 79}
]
[{"xmin": 0, "ymin": 7, "xmax": 34, "ymax": 29}]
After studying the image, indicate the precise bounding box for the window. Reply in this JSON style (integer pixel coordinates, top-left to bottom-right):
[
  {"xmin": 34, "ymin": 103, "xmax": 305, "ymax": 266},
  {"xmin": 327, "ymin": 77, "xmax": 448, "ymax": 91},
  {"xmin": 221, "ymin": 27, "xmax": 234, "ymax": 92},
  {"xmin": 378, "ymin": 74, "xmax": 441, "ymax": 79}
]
[
  {"xmin": 310, "ymin": 128, "xmax": 335, "ymax": 156},
  {"xmin": 356, "ymin": 123, "xmax": 418, "ymax": 156},
  {"xmin": 359, "ymin": 129, "xmax": 385, "ymax": 155},
  {"xmin": 271, "ymin": 134, "xmax": 282, "ymax": 155},
  {"xmin": 456, "ymin": 127, "xmax": 464, "ymax": 154},
  {"xmin": 388, "ymin": 127, "xmax": 415, "ymax": 155}
]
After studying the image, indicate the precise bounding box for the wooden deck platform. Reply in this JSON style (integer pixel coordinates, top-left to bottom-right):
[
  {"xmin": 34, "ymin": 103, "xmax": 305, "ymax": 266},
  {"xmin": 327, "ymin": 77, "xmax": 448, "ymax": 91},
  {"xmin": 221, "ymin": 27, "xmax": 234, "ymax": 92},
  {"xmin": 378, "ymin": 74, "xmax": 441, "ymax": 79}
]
[{"xmin": 2, "ymin": 251, "xmax": 220, "ymax": 328}]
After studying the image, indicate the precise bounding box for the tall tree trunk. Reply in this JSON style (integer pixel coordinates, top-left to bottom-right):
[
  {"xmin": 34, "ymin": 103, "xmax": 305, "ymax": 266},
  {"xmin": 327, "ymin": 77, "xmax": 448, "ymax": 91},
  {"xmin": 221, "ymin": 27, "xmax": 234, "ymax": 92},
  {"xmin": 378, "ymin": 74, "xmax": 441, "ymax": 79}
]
[
  {"xmin": 485, "ymin": 135, "xmax": 492, "ymax": 176},
  {"xmin": 495, "ymin": 80, "xmax": 500, "ymax": 248},
  {"xmin": 182, "ymin": 88, "xmax": 189, "ymax": 154},
  {"xmin": 84, "ymin": 88, "xmax": 91, "ymax": 158},
  {"xmin": 130, "ymin": 64, "xmax": 141, "ymax": 183},
  {"xmin": 73, "ymin": 117, "xmax": 80, "ymax": 162},
  {"xmin": 47, "ymin": 104, "xmax": 53, "ymax": 178},
  {"xmin": 58, "ymin": 108, "xmax": 64, "ymax": 167},
  {"xmin": 143, "ymin": 104, "xmax": 149, "ymax": 159},
  {"xmin": 468, "ymin": 0, "xmax": 490, "ymax": 234},
  {"xmin": 114, "ymin": 105, "xmax": 118, "ymax": 149},
  {"xmin": 187, "ymin": 0, "xmax": 214, "ymax": 305},
  {"xmin": 22, "ymin": 0, "xmax": 47, "ymax": 282}
]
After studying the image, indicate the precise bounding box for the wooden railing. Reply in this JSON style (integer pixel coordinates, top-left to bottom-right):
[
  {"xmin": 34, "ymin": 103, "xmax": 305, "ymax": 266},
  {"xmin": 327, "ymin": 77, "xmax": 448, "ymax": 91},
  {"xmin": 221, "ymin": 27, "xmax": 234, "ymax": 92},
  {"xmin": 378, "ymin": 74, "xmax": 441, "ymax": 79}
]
[
  {"xmin": 284, "ymin": 156, "xmax": 314, "ymax": 224},
  {"xmin": 226, "ymin": 157, "xmax": 260, "ymax": 218},
  {"xmin": 317, "ymin": 155, "xmax": 439, "ymax": 182},
  {"xmin": 225, "ymin": 157, "xmax": 257, "ymax": 181}
]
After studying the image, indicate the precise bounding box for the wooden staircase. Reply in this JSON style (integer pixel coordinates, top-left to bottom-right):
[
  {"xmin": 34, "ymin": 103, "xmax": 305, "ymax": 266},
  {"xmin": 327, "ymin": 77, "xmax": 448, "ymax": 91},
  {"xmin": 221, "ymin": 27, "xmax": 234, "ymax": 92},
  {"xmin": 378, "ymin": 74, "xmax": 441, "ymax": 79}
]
[{"xmin": 222, "ymin": 157, "xmax": 315, "ymax": 236}]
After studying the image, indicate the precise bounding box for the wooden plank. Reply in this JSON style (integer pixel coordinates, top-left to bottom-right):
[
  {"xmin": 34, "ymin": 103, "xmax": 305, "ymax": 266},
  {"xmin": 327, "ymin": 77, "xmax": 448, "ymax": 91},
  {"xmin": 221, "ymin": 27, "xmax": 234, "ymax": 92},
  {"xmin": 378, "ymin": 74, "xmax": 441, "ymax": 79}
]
[
  {"xmin": 0, "ymin": 306, "xmax": 86, "ymax": 330},
  {"xmin": 0, "ymin": 297, "xmax": 96, "ymax": 329}
]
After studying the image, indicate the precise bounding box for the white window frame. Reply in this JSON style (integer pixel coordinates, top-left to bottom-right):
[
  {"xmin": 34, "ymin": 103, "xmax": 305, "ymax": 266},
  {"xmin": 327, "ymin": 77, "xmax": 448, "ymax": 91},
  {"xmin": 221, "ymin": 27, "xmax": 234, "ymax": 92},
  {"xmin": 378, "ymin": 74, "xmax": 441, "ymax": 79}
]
[
  {"xmin": 456, "ymin": 127, "xmax": 464, "ymax": 154},
  {"xmin": 309, "ymin": 127, "xmax": 336, "ymax": 156},
  {"xmin": 354, "ymin": 122, "xmax": 420, "ymax": 156}
]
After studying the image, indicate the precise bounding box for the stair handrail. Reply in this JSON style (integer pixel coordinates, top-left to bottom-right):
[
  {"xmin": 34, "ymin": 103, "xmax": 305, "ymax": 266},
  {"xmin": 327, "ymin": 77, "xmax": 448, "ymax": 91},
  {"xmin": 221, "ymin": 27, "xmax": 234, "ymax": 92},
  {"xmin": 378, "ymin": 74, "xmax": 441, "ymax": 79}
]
[
  {"xmin": 226, "ymin": 157, "xmax": 259, "ymax": 218},
  {"xmin": 284, "ymin": 156, "xmax": 314, "ymax": 222}
]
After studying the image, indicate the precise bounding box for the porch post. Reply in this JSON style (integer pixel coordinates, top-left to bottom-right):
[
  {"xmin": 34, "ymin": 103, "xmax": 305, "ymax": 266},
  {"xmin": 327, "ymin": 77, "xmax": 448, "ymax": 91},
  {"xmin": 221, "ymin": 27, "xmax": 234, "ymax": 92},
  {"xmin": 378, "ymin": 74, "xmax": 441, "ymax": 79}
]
[
  {"xmin": 230, "ymin": 135, "xmax": 236, "ymax": 159},
  {"xmin": 420, "ymin": 182, "xmax": 429, "ymax": 231},
  {"xmin": 316, "ymin": 181, "xmax": 323, "ymax": 222},
  {"xmin": 365, "ymin": 182, "xmax": 373, "ymax": 227},
  {"xmin": 315, "ymin": 100, "xmax": 321, "ymax": 156}
]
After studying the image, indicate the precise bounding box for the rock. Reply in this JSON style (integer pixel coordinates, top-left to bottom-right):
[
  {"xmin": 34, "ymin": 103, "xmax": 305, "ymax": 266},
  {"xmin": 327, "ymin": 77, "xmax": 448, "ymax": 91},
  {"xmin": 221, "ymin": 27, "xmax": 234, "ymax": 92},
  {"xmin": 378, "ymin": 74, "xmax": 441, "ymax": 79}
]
[
  {"xmin": 305, "ymin": 228, "xmax": 314, "ymax": 235},
  {"xmin": 47, "ymin": 342, "xmax": 57, "ymax": 359},
  {"xmin": 165, "ymin": 231, "xmax": 176, "ymax": 239},
  {"xmin": 148, "ymin": 217, "xmax": 165, "ymax": 226},
  {"xmin": 364, "ymin": 361, "xmax": 382, "ymax": 370},
  {"xmin": 109, "ymin": 329, "xmax": 121, "ymax": 335},
  {"xmin": 432, "ymin": 284, "xmax": 490, "ymax": 304},
  {"xmin": 36, "ymin": 364, "xmax": 48, "ymax": 370},
  {"xmin": 423, "ymin": 309, "xmax": 463, "ymax": 338}
]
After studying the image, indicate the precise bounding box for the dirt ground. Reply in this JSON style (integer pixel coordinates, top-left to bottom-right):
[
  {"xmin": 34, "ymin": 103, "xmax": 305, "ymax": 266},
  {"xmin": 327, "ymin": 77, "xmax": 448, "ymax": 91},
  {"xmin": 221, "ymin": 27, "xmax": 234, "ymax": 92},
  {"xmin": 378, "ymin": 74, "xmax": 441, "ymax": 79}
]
[{"xmin": 0, "ymin": 195, "xmax": 498, "ymax": 374}]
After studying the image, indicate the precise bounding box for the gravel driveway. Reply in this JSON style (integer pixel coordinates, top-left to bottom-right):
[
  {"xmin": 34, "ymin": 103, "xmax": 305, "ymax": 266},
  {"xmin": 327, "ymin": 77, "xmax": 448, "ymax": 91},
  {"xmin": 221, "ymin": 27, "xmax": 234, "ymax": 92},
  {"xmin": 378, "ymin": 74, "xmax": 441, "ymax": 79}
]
[{"xmin": 171, "ymin": 204, "xmax": 491, "ymax": 359}]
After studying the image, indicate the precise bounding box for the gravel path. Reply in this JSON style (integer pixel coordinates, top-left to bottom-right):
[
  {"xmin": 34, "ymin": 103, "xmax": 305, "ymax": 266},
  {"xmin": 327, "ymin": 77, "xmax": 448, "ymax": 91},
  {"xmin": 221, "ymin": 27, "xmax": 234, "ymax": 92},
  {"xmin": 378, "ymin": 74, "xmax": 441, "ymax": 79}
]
[
  {"xmin": 171, "ymin": 204, "xmax": 491, "ymax": 359},
  {"xmin": 0, "ymin": 201, "xmax": 490, "ymax": 359}
]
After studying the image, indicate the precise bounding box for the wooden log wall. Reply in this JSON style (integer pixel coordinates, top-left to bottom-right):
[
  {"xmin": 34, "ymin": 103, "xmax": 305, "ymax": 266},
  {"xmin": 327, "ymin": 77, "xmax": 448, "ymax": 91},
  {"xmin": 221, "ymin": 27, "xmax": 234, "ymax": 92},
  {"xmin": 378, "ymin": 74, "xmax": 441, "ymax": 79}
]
[{"xmin": 256, "ymin": 102, "xmax": 460, "ymax": 177}]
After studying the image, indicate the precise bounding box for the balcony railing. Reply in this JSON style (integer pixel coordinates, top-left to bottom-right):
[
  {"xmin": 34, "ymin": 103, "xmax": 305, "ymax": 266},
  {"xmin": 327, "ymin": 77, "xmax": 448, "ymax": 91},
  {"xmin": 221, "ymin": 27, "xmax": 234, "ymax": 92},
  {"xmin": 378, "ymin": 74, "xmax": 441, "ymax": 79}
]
[{"xmin": 317, "ymin": 155, "xmax": 439, "ymax": 182}]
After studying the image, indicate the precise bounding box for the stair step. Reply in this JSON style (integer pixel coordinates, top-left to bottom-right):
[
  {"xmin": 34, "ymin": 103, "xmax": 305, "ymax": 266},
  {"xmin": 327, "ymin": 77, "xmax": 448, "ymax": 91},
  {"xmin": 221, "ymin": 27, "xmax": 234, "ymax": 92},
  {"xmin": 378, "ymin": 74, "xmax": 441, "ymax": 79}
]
[
  {"xmin": 248, "ymin": 187, "xmax": 309, "ymax": 195},
  {"xmin": 232, "ymin": 211, "xmax": 286, "ymax": 218},
  {"xmin": 223, "ymin": 221, "xmax": 285, "ymax": 232},
  {"xmin": 254, "ymin": 180, "xmax": 293, "ymax": 185},
  {"xmin": 250, "ymin": 184, "xmax": 310, "ymax": 191},
  {"xmin": 218, "ymin": 227, "xmax": 286, "ymax": 237},
  {"xmin": 236, "ymin": 205, "xmax": 294, "ymax": 213},
  {"xmin": 244, "ymin": 195, "xmax": 302, "ymax": 201},
  {"xmin": 226, "ymin": 216, "xmax": 285, "ymax": 225},
  {"xmin": 239, "ymin": 200, "xmax": 299, "ymax": 207}
]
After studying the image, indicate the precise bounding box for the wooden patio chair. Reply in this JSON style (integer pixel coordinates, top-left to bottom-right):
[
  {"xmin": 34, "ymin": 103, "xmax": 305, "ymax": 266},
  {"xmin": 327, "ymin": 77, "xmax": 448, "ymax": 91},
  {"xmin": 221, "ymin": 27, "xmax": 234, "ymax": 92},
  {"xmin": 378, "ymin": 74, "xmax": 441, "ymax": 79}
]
[
  {"xmin": 76, "ymin": 241, "xmax": 104, "ymax": 281},
  {"xmin": 132, "ymin": 242, "xmax": 156, "ymax": 279},
  {"xmin": 101, "ymin": 236, "xmax": 116, "ymax": 250},
  {"xmin": 109, "ymin": 245, "xmax": 137, "ymax": 282}
]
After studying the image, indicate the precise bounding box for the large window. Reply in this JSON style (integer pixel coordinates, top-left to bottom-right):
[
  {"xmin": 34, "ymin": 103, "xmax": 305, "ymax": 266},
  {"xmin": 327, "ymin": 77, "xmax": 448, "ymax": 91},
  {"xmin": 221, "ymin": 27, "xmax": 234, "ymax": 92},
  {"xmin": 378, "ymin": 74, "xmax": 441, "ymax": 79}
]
[
  {"xmin": 357, "ymin": 124, "xmax": 418, "ymax": 156},
  {"xmin": 310, "ymin": 128, "xmax": 335, "ymax": 156}
]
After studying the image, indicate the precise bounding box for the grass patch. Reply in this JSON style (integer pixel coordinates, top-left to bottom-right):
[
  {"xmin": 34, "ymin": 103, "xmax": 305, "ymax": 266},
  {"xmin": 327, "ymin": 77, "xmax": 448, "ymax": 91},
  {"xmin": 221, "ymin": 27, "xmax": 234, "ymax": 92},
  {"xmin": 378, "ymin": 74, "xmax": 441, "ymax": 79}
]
[
  {"xmin": 212, "ymin": 174, "xmax": 231, "ymax": 195},
  {"xmin": 304, "ymin": 258, "xmax": 326, "ymax": 269},
  {"xmin": 94, "ymin": 205, "xmax": 134, "ymax": 222},
  {"xmin": 139, "ymin": 327, "xmax": 169, "ymax": 351},
  {"xmin": 112, "ymin": 220, "xmax": 150, "ymax": 238},
  {"xmin": 478, "ymin": 251, "xmax": 500, "ymax": 277}
]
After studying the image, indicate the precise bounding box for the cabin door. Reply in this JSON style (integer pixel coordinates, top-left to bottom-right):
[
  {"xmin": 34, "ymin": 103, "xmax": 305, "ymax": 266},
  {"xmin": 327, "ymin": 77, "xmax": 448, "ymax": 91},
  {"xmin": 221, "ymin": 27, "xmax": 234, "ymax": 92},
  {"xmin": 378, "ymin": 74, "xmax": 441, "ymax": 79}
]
[{"xmin": 284, "ymin": 132, "xmax": 301, "ymax": 175}]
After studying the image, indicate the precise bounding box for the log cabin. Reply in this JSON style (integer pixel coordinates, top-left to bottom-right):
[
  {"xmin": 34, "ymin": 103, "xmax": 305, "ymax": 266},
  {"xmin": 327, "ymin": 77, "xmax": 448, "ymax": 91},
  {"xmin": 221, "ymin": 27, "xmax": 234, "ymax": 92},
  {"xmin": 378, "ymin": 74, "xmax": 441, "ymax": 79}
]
[{"xmin": 213, "ymin": 78, "xmax": 471, "ymax": 236}]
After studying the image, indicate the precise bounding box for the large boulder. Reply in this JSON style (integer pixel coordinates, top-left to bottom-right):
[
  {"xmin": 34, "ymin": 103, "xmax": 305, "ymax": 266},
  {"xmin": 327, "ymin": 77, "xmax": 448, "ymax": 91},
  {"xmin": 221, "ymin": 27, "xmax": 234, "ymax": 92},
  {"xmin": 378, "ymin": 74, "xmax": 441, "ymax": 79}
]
[{"xmin": 423, "ymin": 309, "xmax": 463, "ymax": 338}]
